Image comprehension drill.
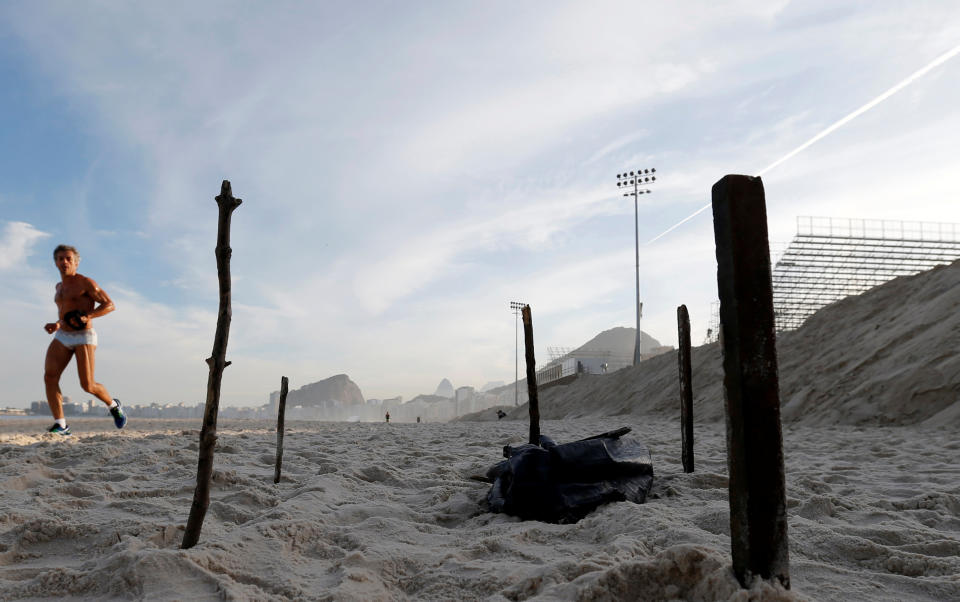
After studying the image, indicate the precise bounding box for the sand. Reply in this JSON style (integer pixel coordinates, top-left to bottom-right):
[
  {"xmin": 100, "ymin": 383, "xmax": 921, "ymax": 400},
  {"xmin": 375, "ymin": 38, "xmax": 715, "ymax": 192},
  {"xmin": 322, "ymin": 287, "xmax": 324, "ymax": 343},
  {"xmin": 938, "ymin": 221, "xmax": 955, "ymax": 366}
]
[
  {"xmin": 487, "ymin": 259, "xmax": 960, "ymax": 427},
  {"xmin": 3, "ymin": 262, "xmax": 958, "ymax": 600},
  {"xmin": 1, "ymin": 416, "xmax": 958, "ymax": 601}
]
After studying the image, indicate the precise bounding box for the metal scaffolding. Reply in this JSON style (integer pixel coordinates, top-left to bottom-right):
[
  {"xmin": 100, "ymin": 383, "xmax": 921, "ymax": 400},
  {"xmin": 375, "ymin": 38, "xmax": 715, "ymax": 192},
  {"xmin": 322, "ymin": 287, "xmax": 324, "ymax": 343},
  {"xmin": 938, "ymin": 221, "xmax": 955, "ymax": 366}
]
[
  {"xmin": 771, "ymin": 216, "xmax": 960, "ymax": 331},
  {"xmin": 705, "ymin": 301, "xmax": 721, "ymax": 344}
]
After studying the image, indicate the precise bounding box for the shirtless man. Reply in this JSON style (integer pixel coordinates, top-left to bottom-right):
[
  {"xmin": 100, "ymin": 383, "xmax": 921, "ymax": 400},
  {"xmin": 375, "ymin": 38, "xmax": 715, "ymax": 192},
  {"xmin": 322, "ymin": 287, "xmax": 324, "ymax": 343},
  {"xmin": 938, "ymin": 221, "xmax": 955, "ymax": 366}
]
[{"xmin": 42, "ymin": 244, "xmax": 126, "ymax": 435}]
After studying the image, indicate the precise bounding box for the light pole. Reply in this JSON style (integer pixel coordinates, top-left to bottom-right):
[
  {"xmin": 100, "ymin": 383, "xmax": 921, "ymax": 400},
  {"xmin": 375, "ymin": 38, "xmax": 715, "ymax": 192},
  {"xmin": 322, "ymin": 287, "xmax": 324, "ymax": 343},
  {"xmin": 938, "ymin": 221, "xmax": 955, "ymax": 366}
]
[
  {"xmin": 616, "ymin": 168, "xmax": 656, "ymax": 366},
  {"xmin": 509, "ymin": 301, "xmax": 525, "ymax": 406}
]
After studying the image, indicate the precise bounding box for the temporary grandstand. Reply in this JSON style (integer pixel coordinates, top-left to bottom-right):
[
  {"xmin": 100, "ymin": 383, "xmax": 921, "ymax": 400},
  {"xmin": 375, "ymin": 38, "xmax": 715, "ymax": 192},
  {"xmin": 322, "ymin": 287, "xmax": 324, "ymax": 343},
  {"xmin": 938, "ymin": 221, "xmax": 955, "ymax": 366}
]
[
  {"xmin": 535, "ymin": 347, "xmax": 631, "ymax": 388},
  {"xmin": 770, "ymin": 216, "xmax": 960, "ymax": 331}
]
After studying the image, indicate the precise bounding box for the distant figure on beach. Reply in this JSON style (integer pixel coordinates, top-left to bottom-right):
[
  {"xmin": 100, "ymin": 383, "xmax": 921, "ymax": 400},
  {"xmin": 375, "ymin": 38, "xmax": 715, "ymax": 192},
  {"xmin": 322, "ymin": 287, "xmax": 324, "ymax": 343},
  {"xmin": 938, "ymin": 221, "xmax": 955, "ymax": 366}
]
[
  {"xmin": 42, "ymin": 245, "xmax": 126, "ymax": 435},
  {"xmin": 385, "ymin": 411, "xmax": 390, "ymax": 423},
  {"xmin": 416, "ymin": 416, "xmax": 420, "ymax": 423},
  {"xmin": 496, "ymin": 410, "xmax": 507, "ymax": 420}
]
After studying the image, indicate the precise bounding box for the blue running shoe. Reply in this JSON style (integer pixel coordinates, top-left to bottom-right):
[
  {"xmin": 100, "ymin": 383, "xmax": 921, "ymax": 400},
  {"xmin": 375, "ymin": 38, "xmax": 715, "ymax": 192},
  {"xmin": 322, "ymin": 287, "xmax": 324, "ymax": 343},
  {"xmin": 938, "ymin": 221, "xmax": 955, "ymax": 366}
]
[
  {"xmin": 110, "ymin": 399, "xmax": 127, "ymax": 429},
  {"xmin": 47, "ymin": 424, "xmax": 71, "ymax": 436}
]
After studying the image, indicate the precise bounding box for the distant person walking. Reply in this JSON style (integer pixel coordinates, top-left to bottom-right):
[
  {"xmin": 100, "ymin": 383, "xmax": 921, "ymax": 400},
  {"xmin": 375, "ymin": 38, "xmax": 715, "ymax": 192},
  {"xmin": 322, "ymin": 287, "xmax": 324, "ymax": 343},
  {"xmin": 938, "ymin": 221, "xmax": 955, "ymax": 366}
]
[
  {"xmin": 42, "ymin": 245, "xmax": 126, "ymax": 435},
  {"xmin": 385, "ymin": 411, "xmax": 390, "ymax": 423}
]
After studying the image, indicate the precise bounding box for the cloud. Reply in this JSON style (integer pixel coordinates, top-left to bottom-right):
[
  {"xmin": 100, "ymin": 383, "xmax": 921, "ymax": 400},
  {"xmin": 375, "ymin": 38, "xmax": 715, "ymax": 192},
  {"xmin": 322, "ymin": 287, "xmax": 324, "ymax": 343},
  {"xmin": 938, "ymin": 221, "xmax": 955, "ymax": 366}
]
[
  {"xmin": 586, "ymin": 130, "xmax": 650, "ymax": 166},
  {"xmin": 397, "ymin": 64, "xmax": 709, "ymax": 175},
  {"xmin": 3, "ymin": 1, "xmax": 960, "ymax": 405},
  {"xmin": 0, "ymin": 222, "xmax": 50, "ymax": 270},
  {"xmin": 350, "ymin": 183, "xmax": 618, "ymax": 314}
]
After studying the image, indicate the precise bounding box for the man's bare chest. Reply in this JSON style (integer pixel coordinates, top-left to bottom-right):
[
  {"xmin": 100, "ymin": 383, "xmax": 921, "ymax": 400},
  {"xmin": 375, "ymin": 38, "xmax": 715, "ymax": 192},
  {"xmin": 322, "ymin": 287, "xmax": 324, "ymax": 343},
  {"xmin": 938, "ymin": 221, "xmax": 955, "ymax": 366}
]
[{"xmin": 56, "ymin": 278, "xmax": 89, "ymax": 305}]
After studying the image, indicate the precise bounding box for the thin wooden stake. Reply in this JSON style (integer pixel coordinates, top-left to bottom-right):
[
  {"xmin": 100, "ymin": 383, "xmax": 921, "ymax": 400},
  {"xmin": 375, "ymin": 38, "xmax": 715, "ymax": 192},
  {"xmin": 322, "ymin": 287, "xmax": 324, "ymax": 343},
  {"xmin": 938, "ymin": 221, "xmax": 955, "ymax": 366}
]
[
  {"xmin": 711, "ymin": 174, "xmax": 789, "ymax": 588},
  {"xmin": 677, "ymin": 304, "xmax": 694, "ymax": 473},
  {"xmin": 182, "ymin": 180, "xmax": 242, "ymax": 550},
  {"xmin": 521, "ymin": 305, "xmax": 540, "ymax": 445},
  {"xmin": 273, "ymin": 376, "xmax": 289, "ymax": 484}
]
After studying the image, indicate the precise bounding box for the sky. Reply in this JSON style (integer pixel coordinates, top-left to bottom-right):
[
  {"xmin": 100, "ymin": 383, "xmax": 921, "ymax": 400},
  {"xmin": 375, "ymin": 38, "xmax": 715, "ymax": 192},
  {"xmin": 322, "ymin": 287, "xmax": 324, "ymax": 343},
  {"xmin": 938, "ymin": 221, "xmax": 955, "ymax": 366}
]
[{"xmin": 1, "ymin": 1, "xmax": 959, "ymax": 408}]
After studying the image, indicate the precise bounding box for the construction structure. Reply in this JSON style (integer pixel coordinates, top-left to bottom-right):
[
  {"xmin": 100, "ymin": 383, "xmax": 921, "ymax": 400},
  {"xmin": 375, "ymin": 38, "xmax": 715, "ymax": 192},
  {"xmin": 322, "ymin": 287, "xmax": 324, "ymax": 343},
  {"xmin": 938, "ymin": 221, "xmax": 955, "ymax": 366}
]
[
  {"xmin": 705, "ymin": 301, "xmax": 721, "ymax": 344},
  {"xmin": 536, "ymin": 343, "xmax": 675, "ymax": 389},
  {"xmin": 770, "ymin": 216, "xmax": 960, "ymax": 331},
  {"xmin": 536, "ymin": 347, "xmax": 631, "ymax": 388},
  {"xmin": 546, "ymin": 346, "xmax": 632, "ymax": 370}
]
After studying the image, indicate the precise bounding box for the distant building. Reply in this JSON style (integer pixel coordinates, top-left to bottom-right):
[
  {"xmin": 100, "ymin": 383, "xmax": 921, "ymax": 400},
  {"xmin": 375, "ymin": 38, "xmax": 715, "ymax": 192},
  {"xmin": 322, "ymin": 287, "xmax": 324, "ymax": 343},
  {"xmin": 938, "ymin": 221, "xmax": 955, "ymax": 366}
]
[
  {"xmin": 454, "ymin": 386, "xmax": 476, "ymax": 416},
  {"xmin": 535, "ymin": 357, "xmax": 581, "ymax": 388},
  {"xmin": 63, "ymin": 401, "xmax": 85, "ymax": 416},
  {"xmin": 535, "ymin": 345, "xmax": 673, "ymax": 389}
]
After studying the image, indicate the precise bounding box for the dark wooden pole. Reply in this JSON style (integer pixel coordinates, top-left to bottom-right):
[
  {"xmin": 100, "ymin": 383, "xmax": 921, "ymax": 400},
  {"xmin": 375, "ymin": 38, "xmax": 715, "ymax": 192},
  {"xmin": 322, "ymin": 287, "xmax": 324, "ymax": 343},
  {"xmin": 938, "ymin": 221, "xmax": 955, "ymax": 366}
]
[
  {"xmin": 521, "ymin": 305, "xmax": 540, "ymax": 445},
  {"xmin": 677, "ymin": 304, "xmax": 694, "ymax": 473},
  {"xmin": 711, "ymin": 174, "xmax": 789, "ymax": 588},
  {"xmin": 273, "ymin": 376, "xmax": 289, "ymax": 484},
  {"xmin": 182, "ymin": 180, "xmax": 242, "ymax": 550}
]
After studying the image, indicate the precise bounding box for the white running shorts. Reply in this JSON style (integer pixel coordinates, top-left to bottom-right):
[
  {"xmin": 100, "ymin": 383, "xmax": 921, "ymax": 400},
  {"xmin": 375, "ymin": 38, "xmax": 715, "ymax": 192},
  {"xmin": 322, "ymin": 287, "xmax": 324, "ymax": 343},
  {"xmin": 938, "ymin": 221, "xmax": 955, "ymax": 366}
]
[{"xmin": 54, "ymin": 328, "xmax": 98, "ymax": 348}]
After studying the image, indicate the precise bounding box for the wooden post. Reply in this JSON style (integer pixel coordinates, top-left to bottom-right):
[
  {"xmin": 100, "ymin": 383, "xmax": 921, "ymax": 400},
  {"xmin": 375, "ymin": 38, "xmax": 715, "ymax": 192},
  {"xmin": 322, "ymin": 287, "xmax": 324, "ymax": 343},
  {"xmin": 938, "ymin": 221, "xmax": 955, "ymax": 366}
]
[
  {"xmin": 677, "ymin": 304, "xmax": 694, "ymax": 473},
  {"xmin": 711, "ymin": 174, "xmax": 789, "ymax": 588},
  {"xmin": 182, "ymin": 180, "xmax": 242, "ymax": 550},
  {"xmin": 273, "ymin": 376, "xmax": 289, "ymax": 484},
  {"xmin": 521, "ymin": 305, "xmax": 540, "ymax": 445}
]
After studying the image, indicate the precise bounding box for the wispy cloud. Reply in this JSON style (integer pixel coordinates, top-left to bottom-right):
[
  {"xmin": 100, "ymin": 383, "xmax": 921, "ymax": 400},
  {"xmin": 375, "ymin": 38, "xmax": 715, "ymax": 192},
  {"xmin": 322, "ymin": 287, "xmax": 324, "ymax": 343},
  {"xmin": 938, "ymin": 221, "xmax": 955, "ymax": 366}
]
[
  {"xmin": 586, "ymin": 131, "xmax": 650, "ymax": 166},
  {"xmin": 350, "ymin": 184, "xmax": 617, "ymax": 314},
  {"xmin": 0, "ymin": 222, "xmax": 50, "ymax": 270},
  {"xmin": 2, "ymin": 2, "xmax": 960, "ymax": 406}
]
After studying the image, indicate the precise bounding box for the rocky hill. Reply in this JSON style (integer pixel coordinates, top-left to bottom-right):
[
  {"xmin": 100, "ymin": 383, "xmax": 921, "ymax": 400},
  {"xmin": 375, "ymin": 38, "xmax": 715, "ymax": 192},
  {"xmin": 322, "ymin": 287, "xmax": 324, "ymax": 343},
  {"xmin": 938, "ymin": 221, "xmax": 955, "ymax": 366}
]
[
  {"xmin": 482, "ymin": 327, "xmax": 661, "ymax": 400},
  {"xmin": 434, "ymin": 378, "xmax": 454, "ymax": 398},
  {"xmin": 569, "ymin": 326, "xmax": 664, "ymax": 359},
  {"xmin": 406, "ymin": 394, "xmax": 451, "ymax": 405},
  {"xmin": 467, "ymin": 259, "xmax": 960, "ymax": 426},
  {"xmin": 274, "ymin": 374, "xmax": 365, "ymax": 408}
]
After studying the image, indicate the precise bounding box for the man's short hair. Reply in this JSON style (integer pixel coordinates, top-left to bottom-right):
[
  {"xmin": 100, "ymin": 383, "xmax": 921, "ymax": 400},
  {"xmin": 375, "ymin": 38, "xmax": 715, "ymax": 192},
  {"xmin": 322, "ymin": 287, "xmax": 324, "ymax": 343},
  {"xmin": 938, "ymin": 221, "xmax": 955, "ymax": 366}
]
[{"xmin": 53, "ymin": 244, "xmax": 79, "ymax": 259}]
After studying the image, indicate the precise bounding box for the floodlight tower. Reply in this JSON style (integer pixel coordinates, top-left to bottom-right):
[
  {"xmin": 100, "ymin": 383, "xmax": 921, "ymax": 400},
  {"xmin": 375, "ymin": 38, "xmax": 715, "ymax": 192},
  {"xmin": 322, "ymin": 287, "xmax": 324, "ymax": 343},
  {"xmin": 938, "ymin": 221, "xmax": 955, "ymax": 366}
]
[
  {"xmin": 615, "ymin": 168, "xmax": 656, "ymax": 365},
  {"xmin": 509, "ymin": 301, "xmax": 525, "ymax": 406}
]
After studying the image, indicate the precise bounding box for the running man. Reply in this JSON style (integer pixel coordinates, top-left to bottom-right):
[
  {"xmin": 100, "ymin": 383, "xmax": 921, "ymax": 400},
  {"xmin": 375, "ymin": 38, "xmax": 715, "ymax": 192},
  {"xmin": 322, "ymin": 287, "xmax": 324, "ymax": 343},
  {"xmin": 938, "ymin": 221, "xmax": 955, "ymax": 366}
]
[{"xmin": 42, "ymin": 244, "xmax": 126, "ymax": 435}]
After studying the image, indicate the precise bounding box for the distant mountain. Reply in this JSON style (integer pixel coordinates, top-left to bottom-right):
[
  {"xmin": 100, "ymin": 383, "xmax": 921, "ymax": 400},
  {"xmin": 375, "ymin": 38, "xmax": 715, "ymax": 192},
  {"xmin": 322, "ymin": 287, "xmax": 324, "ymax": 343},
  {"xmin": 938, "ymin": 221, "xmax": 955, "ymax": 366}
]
[
  {"xmin": 466, "ymin": 259, "xmax": 960, "ymax": 427},
  {"xmin": 477, "ymin": 327, "xmax": 664, "ymax": 405},
  {"xmin": 406, "ymin": 394, "xmax": 450, "ymax": 405},
  {"xmin": 274, "ymin": 374, "xmax": 365, "ymax": 407},
  {"xmin": 569, "ymin": 326, "xmax": 662, "ymax": 359},
  {"xmin": 480, "ymin": 381, "xmax": 505, "ymax": 392},
  {"xmin": 434, "ymin": 378, "xmax": 454, "ymax": 398}
]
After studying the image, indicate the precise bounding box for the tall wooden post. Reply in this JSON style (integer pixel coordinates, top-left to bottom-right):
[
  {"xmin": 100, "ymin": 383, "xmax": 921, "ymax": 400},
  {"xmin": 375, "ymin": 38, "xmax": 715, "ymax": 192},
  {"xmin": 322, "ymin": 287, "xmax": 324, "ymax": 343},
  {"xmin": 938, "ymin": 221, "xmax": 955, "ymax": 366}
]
[
  {"xmin": 273, "ymin": 376, "xmax": 289, "ymax": 484},
  {"xmin": 182, "ymin": 180, "xmax": 242, "ymax": 550},
  {"xmin": 711, "ymin": 174, "xmax": 789, "ymax": 588},
  {"xmin": 521, "ymin": 305, "xmax": 540, "ymax": 445},
  {"xmin": 677, "ymin": 304, "xmax": 694, "ymax": 473}
]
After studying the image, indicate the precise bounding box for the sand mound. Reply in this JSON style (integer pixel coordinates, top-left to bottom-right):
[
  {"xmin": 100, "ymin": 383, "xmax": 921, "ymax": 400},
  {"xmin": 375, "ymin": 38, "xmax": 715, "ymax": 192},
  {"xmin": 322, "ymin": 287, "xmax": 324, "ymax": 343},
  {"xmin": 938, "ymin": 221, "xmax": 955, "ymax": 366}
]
[{"xmin": 487, "ymin": 259, "xmax": 960, "ymax": 427}]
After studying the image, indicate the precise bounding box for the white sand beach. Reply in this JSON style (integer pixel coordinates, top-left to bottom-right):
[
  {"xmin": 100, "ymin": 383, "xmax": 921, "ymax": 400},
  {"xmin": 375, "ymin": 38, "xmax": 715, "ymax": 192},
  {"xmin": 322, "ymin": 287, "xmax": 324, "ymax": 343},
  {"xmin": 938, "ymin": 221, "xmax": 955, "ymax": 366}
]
[
  {"xmin": 1, "ymin": 415, "xmax": 957, "ymax": 601},
  {"xmin": 4, "ymin": 4, "xmax": 960, "ymax": 600},
  {"xmin": 2, "ymin": 264, "xmax": 958, "ymax": 600}
]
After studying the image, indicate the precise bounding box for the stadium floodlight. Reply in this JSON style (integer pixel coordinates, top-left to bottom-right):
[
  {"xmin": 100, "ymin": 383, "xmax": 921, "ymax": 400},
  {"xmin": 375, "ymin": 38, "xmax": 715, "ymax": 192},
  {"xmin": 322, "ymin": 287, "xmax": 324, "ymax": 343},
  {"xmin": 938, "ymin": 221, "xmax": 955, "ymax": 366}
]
[{"xmin": 615, "ymin": 168, "xmax": 657, "ymax": 365}]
